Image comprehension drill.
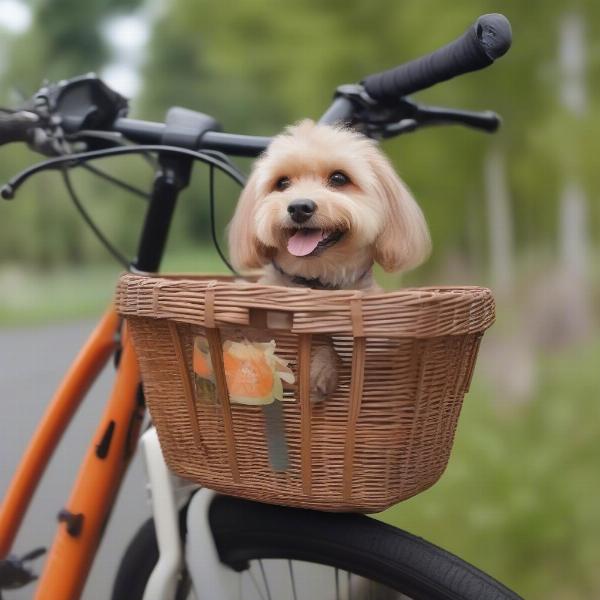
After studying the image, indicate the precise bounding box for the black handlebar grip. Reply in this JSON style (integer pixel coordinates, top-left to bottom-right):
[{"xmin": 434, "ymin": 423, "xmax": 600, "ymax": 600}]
[{"xmin": 362, "ymin": 13, "xmax": 512, "ymax": 102}]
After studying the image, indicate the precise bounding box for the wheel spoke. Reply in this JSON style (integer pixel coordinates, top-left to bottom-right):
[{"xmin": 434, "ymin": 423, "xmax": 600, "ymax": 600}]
[
  {"xmin": 247, "ymin": 566, "xmax": 267, "ymax": 600},
  {"xmin": 258, "ymin": 559, "xmax": 273, "ymax": 600},
  {"xmin": 221, "ymin": 559, "xmax": 416, "ymax": 600},
  {"xmin": 288, "ymin": 560, "xmax": 298, "ymax": 600},
  {"xmin": 348, "ymin": 571, "xmax": 352, "ymax": 600}
]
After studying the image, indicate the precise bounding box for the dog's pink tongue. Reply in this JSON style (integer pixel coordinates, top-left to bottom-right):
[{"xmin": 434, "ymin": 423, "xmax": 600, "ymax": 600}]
[{"xmin": 287, "ymin": 229, "xmax": 325, "ymax": 257}]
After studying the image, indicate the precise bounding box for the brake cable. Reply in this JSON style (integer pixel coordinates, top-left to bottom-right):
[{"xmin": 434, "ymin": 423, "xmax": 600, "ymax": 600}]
[
  {"xmin": 61, "ymin": 168, "xmax": 131, "ymax": 269},
  {"xmin": 1, "ymin": 144, "xmax": 247, "ymax": 197},
  {"xmin": 1, "ymin": 144, "xmax": 246, "ymax": 275},
  {"xmin": 79, "ymin": 163, "xmax": 151, "ymax": 201},
  {"xmin": 208, "ymin": 164, "xmax": 237, "ymax": 274}
]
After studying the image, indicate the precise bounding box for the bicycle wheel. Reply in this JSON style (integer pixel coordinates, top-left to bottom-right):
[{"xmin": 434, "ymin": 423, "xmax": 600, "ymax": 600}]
[
  {"xmin": 112, "ymin": 494, "xmax": 523, "ymax": 600},
  {"xmin": 111, "ymin": 511, "xmax": 193, "ymax": 600}
]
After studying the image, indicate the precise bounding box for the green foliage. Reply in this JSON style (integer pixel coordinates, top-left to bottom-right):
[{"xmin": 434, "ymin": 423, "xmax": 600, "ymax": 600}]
[
  {"xmin": 0, "ymin": 247, "xmax": 225, "ymax": 326},
  {"xmin": 1, "ymin": 0, "xmax": 599, "ymax": 271},
  {"xmin": 0, "ymin": 0, "xmax": 148, "ymax": 268},
  {"xmin": 3, "ymin": 0, "xmax": 140, "ymax": 95}
]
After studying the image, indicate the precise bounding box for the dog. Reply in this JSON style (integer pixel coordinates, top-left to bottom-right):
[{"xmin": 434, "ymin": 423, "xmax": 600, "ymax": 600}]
[{"xmin": 227, "ymin": 119, "xmax": 430, "ymax": 400}]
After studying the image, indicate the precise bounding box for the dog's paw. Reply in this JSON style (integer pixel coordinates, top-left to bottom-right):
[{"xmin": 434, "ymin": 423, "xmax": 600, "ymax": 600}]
[{"xmin": 309, "ymin": 344, "xmax": 338, "ymax": 402}]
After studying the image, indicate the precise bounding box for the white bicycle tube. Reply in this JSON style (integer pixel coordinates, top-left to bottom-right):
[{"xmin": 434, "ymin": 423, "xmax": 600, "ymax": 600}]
[
  {"xmin": 140, "ymin": 427, "xmax": 185, "ymax": 600},
  {"xmin": 140, "ymin": 427, "xmax": 236, "ymax": 600},
  {"xmin": 185, "ymin": 488, "xmax": 241, "ymax": 599}
]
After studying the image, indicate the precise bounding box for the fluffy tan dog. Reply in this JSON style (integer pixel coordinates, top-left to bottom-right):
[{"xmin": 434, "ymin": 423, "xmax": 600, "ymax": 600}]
[{"xmin": 228, "ymin": 119, "xmax": 430, "ymax": 399}]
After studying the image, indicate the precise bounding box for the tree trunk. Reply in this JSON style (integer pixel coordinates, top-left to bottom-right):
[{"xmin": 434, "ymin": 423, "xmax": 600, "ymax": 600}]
[{"xmin": 484, "ymin": 144, "xmax": 513, "ymax": 295}]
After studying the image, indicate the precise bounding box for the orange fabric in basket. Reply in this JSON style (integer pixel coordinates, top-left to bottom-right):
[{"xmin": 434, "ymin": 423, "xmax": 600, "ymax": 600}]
[
  {"xmin": 223, "ymin": 350, "xmax": 274, "ymax": 401},
  {"xmin": 193, "ymin": 338, "xmax": 293, "ymax": 405}
]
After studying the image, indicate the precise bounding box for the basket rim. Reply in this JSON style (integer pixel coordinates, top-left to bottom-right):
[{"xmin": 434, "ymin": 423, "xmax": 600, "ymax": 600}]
[
  {"xmin": 115, "ymin": 272, "xmax": 496, "ymax": 338},
  {"xmin": 116, "ymin": 271, "xmax": 493, "ymax": 300}
]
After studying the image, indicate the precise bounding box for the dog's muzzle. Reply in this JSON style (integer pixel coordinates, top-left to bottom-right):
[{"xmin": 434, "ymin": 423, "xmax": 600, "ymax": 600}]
[{"xmin": 287, "ymin": 199, "xmax": 315, "ymax": 224}]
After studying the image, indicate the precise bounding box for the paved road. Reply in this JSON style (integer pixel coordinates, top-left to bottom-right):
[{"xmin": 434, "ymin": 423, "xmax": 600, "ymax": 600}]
[{"xmin": 0, "ymin": 321, "xmax": 148, "ymax": 600}]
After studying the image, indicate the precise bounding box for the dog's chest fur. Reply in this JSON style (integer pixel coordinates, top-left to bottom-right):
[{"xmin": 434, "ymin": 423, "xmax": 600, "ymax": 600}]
[{"xmin": 260, "ymin": 262, "xmax": 379, "ymax": 291}]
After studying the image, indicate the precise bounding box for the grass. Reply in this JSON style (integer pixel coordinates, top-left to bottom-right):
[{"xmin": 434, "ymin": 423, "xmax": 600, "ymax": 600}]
[{"xmin": 0, "ymin": 248, "xmax": 226, "ymax": 327}]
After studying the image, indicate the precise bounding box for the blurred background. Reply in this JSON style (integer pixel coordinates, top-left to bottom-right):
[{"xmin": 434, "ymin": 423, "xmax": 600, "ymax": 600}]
[{"xmin": 1, "ymin": 1, "xmax": 599, "ymax": 598}]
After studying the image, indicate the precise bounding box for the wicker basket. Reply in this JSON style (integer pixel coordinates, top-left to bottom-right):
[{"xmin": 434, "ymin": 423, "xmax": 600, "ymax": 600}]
[{"xmin": 115, "ymin": 273, "xmax": 494, "ymax": 513}]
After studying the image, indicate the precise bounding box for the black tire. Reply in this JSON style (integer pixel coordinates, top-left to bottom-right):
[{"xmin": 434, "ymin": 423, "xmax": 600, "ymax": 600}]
[
  {"xmin": 209, "ymin": 495, "xmax": 523, "ymax": 600},
  {"xmin": 113, "ymin": 494, "xmax": 523, "ymax": 600},
  {"xmin": 111, "ymin": 509, "xmax": 191, "ymax": 600}
]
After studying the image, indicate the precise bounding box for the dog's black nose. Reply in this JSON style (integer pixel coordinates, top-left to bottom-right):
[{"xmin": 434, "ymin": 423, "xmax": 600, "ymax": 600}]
[{"xmin": 287, "ymin": 199, "xmax": 316, "ymax": 224}]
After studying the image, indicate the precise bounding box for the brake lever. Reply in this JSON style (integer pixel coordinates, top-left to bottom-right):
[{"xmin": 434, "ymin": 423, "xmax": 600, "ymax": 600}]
[
  {"xmin": 379, "ymin": 107, "xmax": 500, "ymax": 138},
  {"xmin": 413, "ymin": 104, "xmax": 501, "ymax": 133},
  {"xmin": 378, "ymin": 119, "xmax": 419, "ymax": 138},
  {"xmin": 330, "ymin": 85, "xmax": 502, "ymax": 138}
]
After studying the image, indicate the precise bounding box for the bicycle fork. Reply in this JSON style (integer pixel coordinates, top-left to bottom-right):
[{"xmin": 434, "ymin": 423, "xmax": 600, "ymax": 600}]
[{"xmin": 140, "ymin": 428, "xmax": 237, "ymax": 600}]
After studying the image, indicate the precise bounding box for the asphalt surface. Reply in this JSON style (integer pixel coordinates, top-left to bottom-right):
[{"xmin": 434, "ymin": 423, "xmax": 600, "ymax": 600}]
[{"xmin": 0, "ymin": 321, "xmax": 148, "ymax": 599}]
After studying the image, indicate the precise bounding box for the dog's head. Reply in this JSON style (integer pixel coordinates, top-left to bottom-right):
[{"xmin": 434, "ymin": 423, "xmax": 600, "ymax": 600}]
[{"xmin": 228, "ymin": 120, "xmax": 430, "ymax": 285}]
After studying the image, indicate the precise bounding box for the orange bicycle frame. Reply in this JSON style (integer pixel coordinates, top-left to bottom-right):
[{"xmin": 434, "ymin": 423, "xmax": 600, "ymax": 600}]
[{"xmin": 0, "ymin": 306, "xmax": 144, "ymax": 599}]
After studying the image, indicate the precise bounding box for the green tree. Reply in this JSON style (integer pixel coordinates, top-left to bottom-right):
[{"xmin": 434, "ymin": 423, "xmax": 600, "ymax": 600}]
[{"xmin": 0, "ymin": 0, "xmax": 145, "ymax": 267}]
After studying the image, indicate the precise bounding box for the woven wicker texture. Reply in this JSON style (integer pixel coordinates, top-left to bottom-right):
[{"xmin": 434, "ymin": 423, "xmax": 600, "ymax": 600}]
[{"xmin": 116, "ymin": 273, "xmax": 495, "ymax": 512}]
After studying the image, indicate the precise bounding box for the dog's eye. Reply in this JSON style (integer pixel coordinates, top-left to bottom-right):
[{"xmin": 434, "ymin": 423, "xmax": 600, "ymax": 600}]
[
  {"xmin": 275, "ymin": 176, "xmax": 291, "ymax": 191},
  {"xmin": 328, "ymin": 171, "xmax": 350, "ymax": 187}
]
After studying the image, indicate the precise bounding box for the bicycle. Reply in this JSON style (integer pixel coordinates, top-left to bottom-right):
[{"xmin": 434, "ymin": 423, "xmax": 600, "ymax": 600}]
[{"xmin": 0, "ymin": 13, "xmax": 523, "ymax": 600}]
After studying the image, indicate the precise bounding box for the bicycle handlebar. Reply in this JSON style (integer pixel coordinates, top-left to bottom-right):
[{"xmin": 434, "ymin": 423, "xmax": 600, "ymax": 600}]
[
  {"xmin": 362, "ymin": 13, "xmax": 512, "ymax": 102},
  {"xmin": 112, "ymin": 118, "xmax": 271, "ymax": 157},
  {"xmin": 0, "ymin": 13, "xmax": 512, "ymax": 161},
  {"xmin": 0, "ymin": 110, "xmax": 41, "ymax": 145}
]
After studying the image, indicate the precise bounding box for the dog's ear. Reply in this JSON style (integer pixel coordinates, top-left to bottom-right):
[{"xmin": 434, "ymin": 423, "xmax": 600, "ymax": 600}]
[
  {"xmin": 370, "ymin": 152, "xmax": 431, "ymax": 273},
  {"xmin": 227, "ymin": 172, "xmax": 268, "ymax": 271}
]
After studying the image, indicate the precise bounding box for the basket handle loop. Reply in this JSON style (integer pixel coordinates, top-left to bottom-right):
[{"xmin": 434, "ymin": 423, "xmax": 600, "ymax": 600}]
[
  {"xmin": 151, "ymin": 279, "xmax": 170, "ymax": 314},
  {"xmin": 204, "ymin": 281, "xmax": 217, "ymax": 328},
  {"xmin": 343, "ymin": 294, "xmax": 367, "ymax": 500},
  {"xmin": 350, "ymin": 294, "xmax": 365, "ymax": 337},
  {"xmin": 203, "ymin": 281, "xmax": 241, "ymax": 483}
]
